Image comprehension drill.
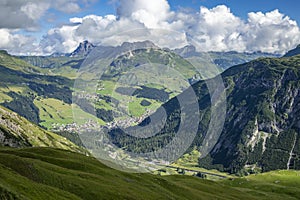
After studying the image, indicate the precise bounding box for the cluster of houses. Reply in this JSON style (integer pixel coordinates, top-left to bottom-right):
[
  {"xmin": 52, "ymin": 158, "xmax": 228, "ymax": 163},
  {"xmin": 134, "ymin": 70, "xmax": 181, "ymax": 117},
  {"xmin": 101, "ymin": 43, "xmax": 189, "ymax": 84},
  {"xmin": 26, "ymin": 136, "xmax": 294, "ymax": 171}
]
[
  {"xmin": 51, "ymin": 120, "xmax": 101, "ymax": 133},
  {"xmin": 52, "ymin": 109, "xmax": 154, "ymax": 133}
]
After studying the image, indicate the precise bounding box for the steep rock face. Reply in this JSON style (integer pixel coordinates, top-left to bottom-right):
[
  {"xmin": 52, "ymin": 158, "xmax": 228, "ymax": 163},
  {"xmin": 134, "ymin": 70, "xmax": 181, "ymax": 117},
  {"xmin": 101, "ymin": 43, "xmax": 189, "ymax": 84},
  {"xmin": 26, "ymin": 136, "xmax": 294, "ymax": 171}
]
[
  {"xmin": 200, "ymin": 56, "xmax": 300, "ymax": 173},
  {"xmin": 69, "ymin": 40, "xmax": 95, "ymax": 57}
]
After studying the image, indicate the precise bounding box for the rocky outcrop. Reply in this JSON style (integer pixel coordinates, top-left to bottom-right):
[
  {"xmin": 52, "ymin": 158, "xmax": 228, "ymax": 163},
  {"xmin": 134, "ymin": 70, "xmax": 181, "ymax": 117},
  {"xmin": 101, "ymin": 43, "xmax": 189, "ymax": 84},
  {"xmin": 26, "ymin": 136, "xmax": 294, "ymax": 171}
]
[
  {"xmin": 69, "ymin": 40, "xmax": 95, "ymax": 57},
  {"xmin": 198, "ymin": 56, "xmax": 300, "ymax": 173}
]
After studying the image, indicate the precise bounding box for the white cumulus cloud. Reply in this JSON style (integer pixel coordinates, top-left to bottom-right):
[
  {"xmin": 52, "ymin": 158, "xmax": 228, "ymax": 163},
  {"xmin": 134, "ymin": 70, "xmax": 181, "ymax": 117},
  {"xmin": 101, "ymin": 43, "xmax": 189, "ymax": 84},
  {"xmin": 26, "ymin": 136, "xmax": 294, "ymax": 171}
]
[
  {"xmin": 189, "ymin": 5, "xmax": 246, "ymax": 52},
  {"xmin": 244, "ymin": 9, "xmax": 300, "ymax": 53},
  {"xmin": 0, "ymin": 29, "xmax": 38, "ymax": 55},
  {"xmin": 0, "ymin": 0, "xmax": 49, "ymax": 30},
  {"xmin": 117, "ymin": 0, "xmax": 173, "ymax": 28},
  {"xmin": 0, "ymin": 0, "xmax": 98, "ymax": 54},
  {"xmin": 52, "ymin": 0, "xmax": 81, "ymax": 14}
]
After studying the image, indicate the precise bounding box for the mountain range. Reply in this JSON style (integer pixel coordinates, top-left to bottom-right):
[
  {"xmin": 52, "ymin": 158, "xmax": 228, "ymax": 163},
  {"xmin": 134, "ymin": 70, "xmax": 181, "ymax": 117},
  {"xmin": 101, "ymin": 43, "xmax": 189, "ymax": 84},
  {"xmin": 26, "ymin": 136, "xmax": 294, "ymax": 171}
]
[
  {"xmin": 0, "ymin": 41, "xmax": 299, "ymax": 170},
  {"xmin": 174, "ymin": 45, "xmax": 279, "ymax": 70},
  {"xmin": 19, "ymin": 40, "xmax": 279, "ymax": 72}
]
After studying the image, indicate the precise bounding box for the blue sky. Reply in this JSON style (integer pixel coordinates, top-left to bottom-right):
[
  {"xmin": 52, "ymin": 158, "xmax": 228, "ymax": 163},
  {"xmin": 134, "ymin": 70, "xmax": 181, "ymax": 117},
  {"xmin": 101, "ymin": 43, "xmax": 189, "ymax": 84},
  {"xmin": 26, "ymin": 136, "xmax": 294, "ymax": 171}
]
[
  {"xmin": 50, "ymin": 0, "xmax": 300, "ymax": 24},
  {"xmin": 83, "ymin": 0, "xmax": 300, "ymax": 20},
  {"xmin": 168, "ymin": 0, "xmax": 300, "ymax": 22},
  {"xmin": 89, "ymin": 0, "xmax": 300, "ymax": 23},
  {"xmin": 34, "ymin": 0, "xmax": 300, "ymax": 39},
  {"xmin": 1, "ymin": 0, "xmax": 300, "ymax": 55}
]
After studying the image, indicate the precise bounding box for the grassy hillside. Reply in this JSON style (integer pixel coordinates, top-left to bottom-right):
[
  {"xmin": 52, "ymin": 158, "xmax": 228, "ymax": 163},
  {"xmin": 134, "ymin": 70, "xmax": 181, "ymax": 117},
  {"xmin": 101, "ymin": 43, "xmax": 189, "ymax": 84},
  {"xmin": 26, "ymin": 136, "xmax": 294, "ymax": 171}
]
[
  {"xmin": 0, "ymin": 51, "xmax": 92, "ymax": 130},
  {"xmin": 19, "ymin": 55, "xmax": 83, "ymax": 79},
  {"xmin": 0, "ymin": 50, "xmax": 46, "ymax": 74},
  {"xmin": 0, "ymin": 105, "xmax": 85, "ymax": 154},
  {"xmin": 0, "ymin": 147, "xmax": 299, "ymax": 200},
  {"xmin": 34, "ymin": 97, "xmax": 103, "ymax": 128},
  {"xmin": 221, "ymin": 170, "xmax": 300, "ymax": 199}
]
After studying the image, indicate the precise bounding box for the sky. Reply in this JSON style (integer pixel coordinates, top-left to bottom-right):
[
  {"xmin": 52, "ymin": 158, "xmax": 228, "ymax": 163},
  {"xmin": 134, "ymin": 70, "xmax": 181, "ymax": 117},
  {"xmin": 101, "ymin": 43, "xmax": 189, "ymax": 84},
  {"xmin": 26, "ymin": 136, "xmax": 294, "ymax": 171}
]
[{"xmin": 1, "ymin": 0, "xmax": 300, "ymax": 55}]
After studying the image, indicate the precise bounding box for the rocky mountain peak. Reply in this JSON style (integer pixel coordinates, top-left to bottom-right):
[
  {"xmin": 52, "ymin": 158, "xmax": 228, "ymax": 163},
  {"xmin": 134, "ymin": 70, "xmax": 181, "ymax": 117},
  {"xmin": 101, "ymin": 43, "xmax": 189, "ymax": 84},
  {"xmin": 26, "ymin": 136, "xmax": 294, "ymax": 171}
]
[
  {"xmin": 120, "ymin": 40, "xmax": 158, "ymax": 51},
  {"xmin": 174, "ymin": 45, "xmax": 197, "ymax": 57},
  {"xmin": 69, "ymin": 40, "xmax": 95, "ymax": 57}
]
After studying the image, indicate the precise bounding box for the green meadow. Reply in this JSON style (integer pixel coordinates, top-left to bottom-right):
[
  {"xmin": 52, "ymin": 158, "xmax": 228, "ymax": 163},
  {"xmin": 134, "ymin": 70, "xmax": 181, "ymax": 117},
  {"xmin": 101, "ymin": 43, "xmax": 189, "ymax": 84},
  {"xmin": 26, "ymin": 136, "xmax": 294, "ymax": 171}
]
[{"xmin": 0, "ymin": 147, "xmax": 299, "ymax": 200}]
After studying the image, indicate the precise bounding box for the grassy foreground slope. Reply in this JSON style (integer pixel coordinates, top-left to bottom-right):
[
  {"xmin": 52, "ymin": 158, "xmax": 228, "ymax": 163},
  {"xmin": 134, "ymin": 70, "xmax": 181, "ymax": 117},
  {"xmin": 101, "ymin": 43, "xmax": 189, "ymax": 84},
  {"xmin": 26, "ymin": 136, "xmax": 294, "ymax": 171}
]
[
  {"xmin": 222, "ymin": 170, "xmax": 300, "ymax": 199},
  {"xmin": 0, "ymin": 147, "xmax": 299, "ymax": 200}
]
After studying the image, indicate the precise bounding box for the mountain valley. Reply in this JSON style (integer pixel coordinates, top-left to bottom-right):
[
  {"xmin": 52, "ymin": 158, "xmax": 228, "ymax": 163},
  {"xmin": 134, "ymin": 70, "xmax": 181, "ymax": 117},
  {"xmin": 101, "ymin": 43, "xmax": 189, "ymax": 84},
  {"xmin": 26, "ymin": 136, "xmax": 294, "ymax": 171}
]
[{"xmin": 0, "ymin": 40, "xmax": 299, "ymax": 199}]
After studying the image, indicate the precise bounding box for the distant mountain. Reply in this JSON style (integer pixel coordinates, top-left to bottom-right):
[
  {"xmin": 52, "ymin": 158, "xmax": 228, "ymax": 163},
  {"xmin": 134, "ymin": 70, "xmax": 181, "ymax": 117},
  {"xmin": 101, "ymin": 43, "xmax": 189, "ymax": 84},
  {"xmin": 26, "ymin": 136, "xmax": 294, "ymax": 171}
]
[
  {"xmin": 18, "ymin": 41, "xmax": 92, "ymax": 69},
  {"xmin": 50, "ymin": 52, "xmax": 68, "ymax": 57},
  {"xmin": 61, "ymin": 40, "xmax": 157, "ymax": 59},
  {"xmin": 19, "ymin": 41, "xmax": 158, "ymax": 75},
  {"xmin": 173, "ymin": 45, "xmax": 199, "ymax": 57},
  {"xmin": 120, "ymin": 40, "xmax": 158, "ymax": 51},
  {"xmin": 72, "ymin": 40, "xmax": 197, "ymax": 84},
  {"xmin": 108, "ymin": 53, "xmax": 300, "ymax": 174},
  {"xmin": 174, "ymin": 45, "xmax": 280, "ymax": 70},
  {"xmin": 69, "ymin": 40, "xmax": 96, "ymax": 57},
  {"xmin": 104, "ymin": 47, "xmax": 195, "ymax": 80},
  {"xmin": 19, "ymin": 55, "xmax": 83, "ymax": 70},
  {"xmin": 84, "ymin": 40, "xmax": 158, "ymax": 61},
  {"xmin": 19, "ymin": 41, "xmax": 280, "ymax": 75},
  {"xmin": 0, "ymin": 50, "xmax": 45, "ymax": 74},
  {"xmin": 0, "ymin": 105, "xmax": 85, "ymax": 153},
  {"xmin": 283, "ymin": 44, "xmax": 300, "ymax": 57}
]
